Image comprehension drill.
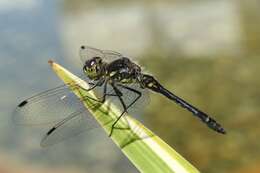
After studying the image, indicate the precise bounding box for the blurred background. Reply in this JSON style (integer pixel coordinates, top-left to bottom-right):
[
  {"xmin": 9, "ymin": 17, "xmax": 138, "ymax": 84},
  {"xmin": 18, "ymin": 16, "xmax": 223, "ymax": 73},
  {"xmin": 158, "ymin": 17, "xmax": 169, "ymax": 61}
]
[{"xmin": 0, "ymin": 0, "xmax": 259, "ymax": 172}]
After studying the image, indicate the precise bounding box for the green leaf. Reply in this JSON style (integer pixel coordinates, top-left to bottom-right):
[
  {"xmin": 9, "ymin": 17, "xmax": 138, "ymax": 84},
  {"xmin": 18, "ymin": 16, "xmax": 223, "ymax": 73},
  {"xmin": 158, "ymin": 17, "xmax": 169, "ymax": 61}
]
[{"xmin": 48, "ymin": 60, "xmax": 200, "ymax": 173}]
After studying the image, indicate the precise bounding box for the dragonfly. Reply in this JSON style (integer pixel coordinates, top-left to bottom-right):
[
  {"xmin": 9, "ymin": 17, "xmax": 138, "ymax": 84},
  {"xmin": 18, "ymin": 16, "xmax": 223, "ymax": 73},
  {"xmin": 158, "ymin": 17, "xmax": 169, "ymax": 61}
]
[{"xmin": 14, "ymin": 46, "xmax": 226, "ymax": 147}]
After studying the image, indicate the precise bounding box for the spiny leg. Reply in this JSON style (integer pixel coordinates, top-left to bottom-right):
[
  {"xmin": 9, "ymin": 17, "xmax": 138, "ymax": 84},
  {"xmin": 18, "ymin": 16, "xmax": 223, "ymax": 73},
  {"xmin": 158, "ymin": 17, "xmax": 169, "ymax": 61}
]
[
  {"xmin": 79, "ymin": 79, "xmax": 116, "ymax": 103},
  {"xmin": 109, "ymin": 84, "xmax": 142, "ymax": 137},
  {"xmin": 109, "ymin": 84, "xmax": 127, "ymax": 136},
  {"xmin": 82, "ymin": 78, "xmax": 105, "ymax": 92},
  {"xmin": 118, "ymin": 84, "xmax": 142, "ymax": 111}
]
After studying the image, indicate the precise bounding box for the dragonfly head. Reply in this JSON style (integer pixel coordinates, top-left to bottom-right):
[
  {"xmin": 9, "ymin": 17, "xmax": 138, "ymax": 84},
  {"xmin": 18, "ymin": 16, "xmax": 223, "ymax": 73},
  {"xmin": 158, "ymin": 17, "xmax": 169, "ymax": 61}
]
[{"xmin": 83, "ymin": 57, "xmax": 104, "ymax": 80}]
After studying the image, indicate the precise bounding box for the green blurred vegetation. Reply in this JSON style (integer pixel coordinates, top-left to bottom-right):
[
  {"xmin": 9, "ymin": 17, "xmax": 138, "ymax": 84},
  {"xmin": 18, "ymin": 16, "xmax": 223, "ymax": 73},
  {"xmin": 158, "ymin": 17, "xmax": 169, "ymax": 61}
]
[
  {"xmin": 139, "ymin": 54, "xmax": 259, "ymax": 173},
  {"xmin": 61, "ymin": 0, "xmax": 260, "ymax": 172},
  {"xmin": 2, "ymin": 0, "xmax": 259, "ymax": 173}
]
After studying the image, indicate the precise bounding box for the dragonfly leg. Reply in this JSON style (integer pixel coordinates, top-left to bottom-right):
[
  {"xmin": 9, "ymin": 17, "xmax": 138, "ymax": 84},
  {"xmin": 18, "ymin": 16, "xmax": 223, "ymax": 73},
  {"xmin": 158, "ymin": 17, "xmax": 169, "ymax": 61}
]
[
  {"xmin": 77, "ymin": 79, "xmax": 106, "ymax": 103},
  {"xmin": 79, "ymin": 79, "xmax": 117, "ymax": 104},
  {"xmin": 79, "ymin": 78, "xmax": 105, "ymax": 91},
  {"xmin": 109, "ymin": 84, "xmax": 142, "ymax": 137},
  {"xmin": 98, "ymin": 79, "xmax": 114, "ymax": 103}
]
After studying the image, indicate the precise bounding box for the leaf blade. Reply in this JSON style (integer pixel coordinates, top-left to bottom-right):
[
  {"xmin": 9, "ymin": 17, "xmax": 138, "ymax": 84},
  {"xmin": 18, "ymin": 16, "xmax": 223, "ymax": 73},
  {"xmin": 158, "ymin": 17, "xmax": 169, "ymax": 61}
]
[{"xmin": 49, "ymin": 60, "xmax": 200, "ymax": 173}]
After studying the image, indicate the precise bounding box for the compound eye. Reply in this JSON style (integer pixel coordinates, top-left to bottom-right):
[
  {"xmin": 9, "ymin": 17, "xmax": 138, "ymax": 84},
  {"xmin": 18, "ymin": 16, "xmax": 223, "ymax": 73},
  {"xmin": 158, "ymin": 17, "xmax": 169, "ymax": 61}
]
[{"xmin": 90, "ymin": 60, "xmax": 95, "ymax": 66}]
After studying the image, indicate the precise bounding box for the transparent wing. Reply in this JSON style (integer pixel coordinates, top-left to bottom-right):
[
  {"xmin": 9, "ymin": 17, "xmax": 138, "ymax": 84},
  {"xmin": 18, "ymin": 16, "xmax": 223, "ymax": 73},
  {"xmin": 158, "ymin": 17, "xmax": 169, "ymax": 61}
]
[
  {"xmin": 13, "ymin": 79, "xmax": 93, "ymax": 125},
  {"xmin": 13, "ymin": 82, "xmax": 103, "ymax": 147},
  {"xmin": 102, "ymin": 49, "xmax": 123, "ymax": 63},
  {"xmin": 79, "ymin": 45, "xmax": 123, "ymax": 64},
  {"xmin": 79, "ymin": 46, "xmax": 104, "ymax": 64},
  {"xmin": 14, "ymin": 86, "xmax": 76, "ymax": 125},
  {"xmin": 106, "ymin": 83, "xmax": 150, "ymax": 115},
  {"xmin": 39, "ymin": 82, "xmax": 149, "ymax": 147},
  {"xmin": 40, "ymin": 108, "xmax": 99, "ymax": 147},
  {"xmin": 39, "ymin": 83, "xmax": 150, "ymax": 147},
  {"xmin": 14, "ymin": 70, "xmax": 150, "ymax": 146}
]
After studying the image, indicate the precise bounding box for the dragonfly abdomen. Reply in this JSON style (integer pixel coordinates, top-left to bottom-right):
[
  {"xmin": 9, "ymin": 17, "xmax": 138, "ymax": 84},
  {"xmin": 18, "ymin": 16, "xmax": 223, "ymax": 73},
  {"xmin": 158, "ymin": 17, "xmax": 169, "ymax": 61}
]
[{"xmin": 141, "ymin": 74, "xmax": 226, "ymax": 134}]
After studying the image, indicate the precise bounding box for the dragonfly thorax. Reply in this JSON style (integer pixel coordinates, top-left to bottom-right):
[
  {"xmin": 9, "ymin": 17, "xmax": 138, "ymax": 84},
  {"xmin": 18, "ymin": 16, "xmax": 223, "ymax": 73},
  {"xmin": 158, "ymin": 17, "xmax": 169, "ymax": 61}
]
[{"xmin": 106, "ymin": 57, "xmax": 142, "ymax": 84}]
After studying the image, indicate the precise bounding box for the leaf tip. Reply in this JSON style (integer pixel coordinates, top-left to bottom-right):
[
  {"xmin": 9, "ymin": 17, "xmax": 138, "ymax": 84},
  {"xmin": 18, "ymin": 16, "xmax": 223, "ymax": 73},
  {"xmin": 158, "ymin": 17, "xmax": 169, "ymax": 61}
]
[{"xmin": 48, "ymin": 60, "xmax": 54, "ymax": 66}]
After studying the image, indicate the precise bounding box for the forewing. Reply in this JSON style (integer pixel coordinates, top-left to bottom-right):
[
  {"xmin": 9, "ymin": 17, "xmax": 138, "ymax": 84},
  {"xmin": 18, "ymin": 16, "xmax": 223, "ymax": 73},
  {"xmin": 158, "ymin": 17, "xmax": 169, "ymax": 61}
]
[
  {"xmin": 102, "ymin": 49, "xmax": 123, "ymax": 63},
  {"xmin": 13, "ymin": 84, "xmax": 85, "ymax": 125},
  {"xmin": 106, "ymin": 83, "xmax": 150, "ymax": 115},
  {"xmin": 40, "ymin": 108, "xmax": 99, "ymax": 147},
  {"xmin": 79, "ymin": 46, "xmax": 104, "ymax": 64},
  {"xmin": 79, "ymin": 45, "xmax": 123, "ymax": 64}
]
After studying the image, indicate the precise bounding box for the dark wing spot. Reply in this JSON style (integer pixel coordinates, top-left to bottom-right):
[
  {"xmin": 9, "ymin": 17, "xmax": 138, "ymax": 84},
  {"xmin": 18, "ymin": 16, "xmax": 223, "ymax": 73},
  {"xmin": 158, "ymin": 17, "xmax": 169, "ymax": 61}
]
[
  {"xmin": 18, "ymin": 100, "xmax": 28, "ymax": 107},
  {"xmin": 81, "ymin": 45, "xmax": 85, "ymax": 49},
  {"xmin": 47, "ymin": 127, "xmax": 56, "ymax": 135}
]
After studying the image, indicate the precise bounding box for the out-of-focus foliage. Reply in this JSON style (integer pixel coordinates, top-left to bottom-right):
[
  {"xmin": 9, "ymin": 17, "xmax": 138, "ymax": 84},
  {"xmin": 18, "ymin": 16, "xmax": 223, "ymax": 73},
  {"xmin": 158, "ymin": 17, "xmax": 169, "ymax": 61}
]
[
  {"xmin": 139, "ymin": 54, "xmax": 260, "ymax": 173},
  {"xmin": 1, "ymin": 0, "xmax": 260, "ymax": 173}
]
